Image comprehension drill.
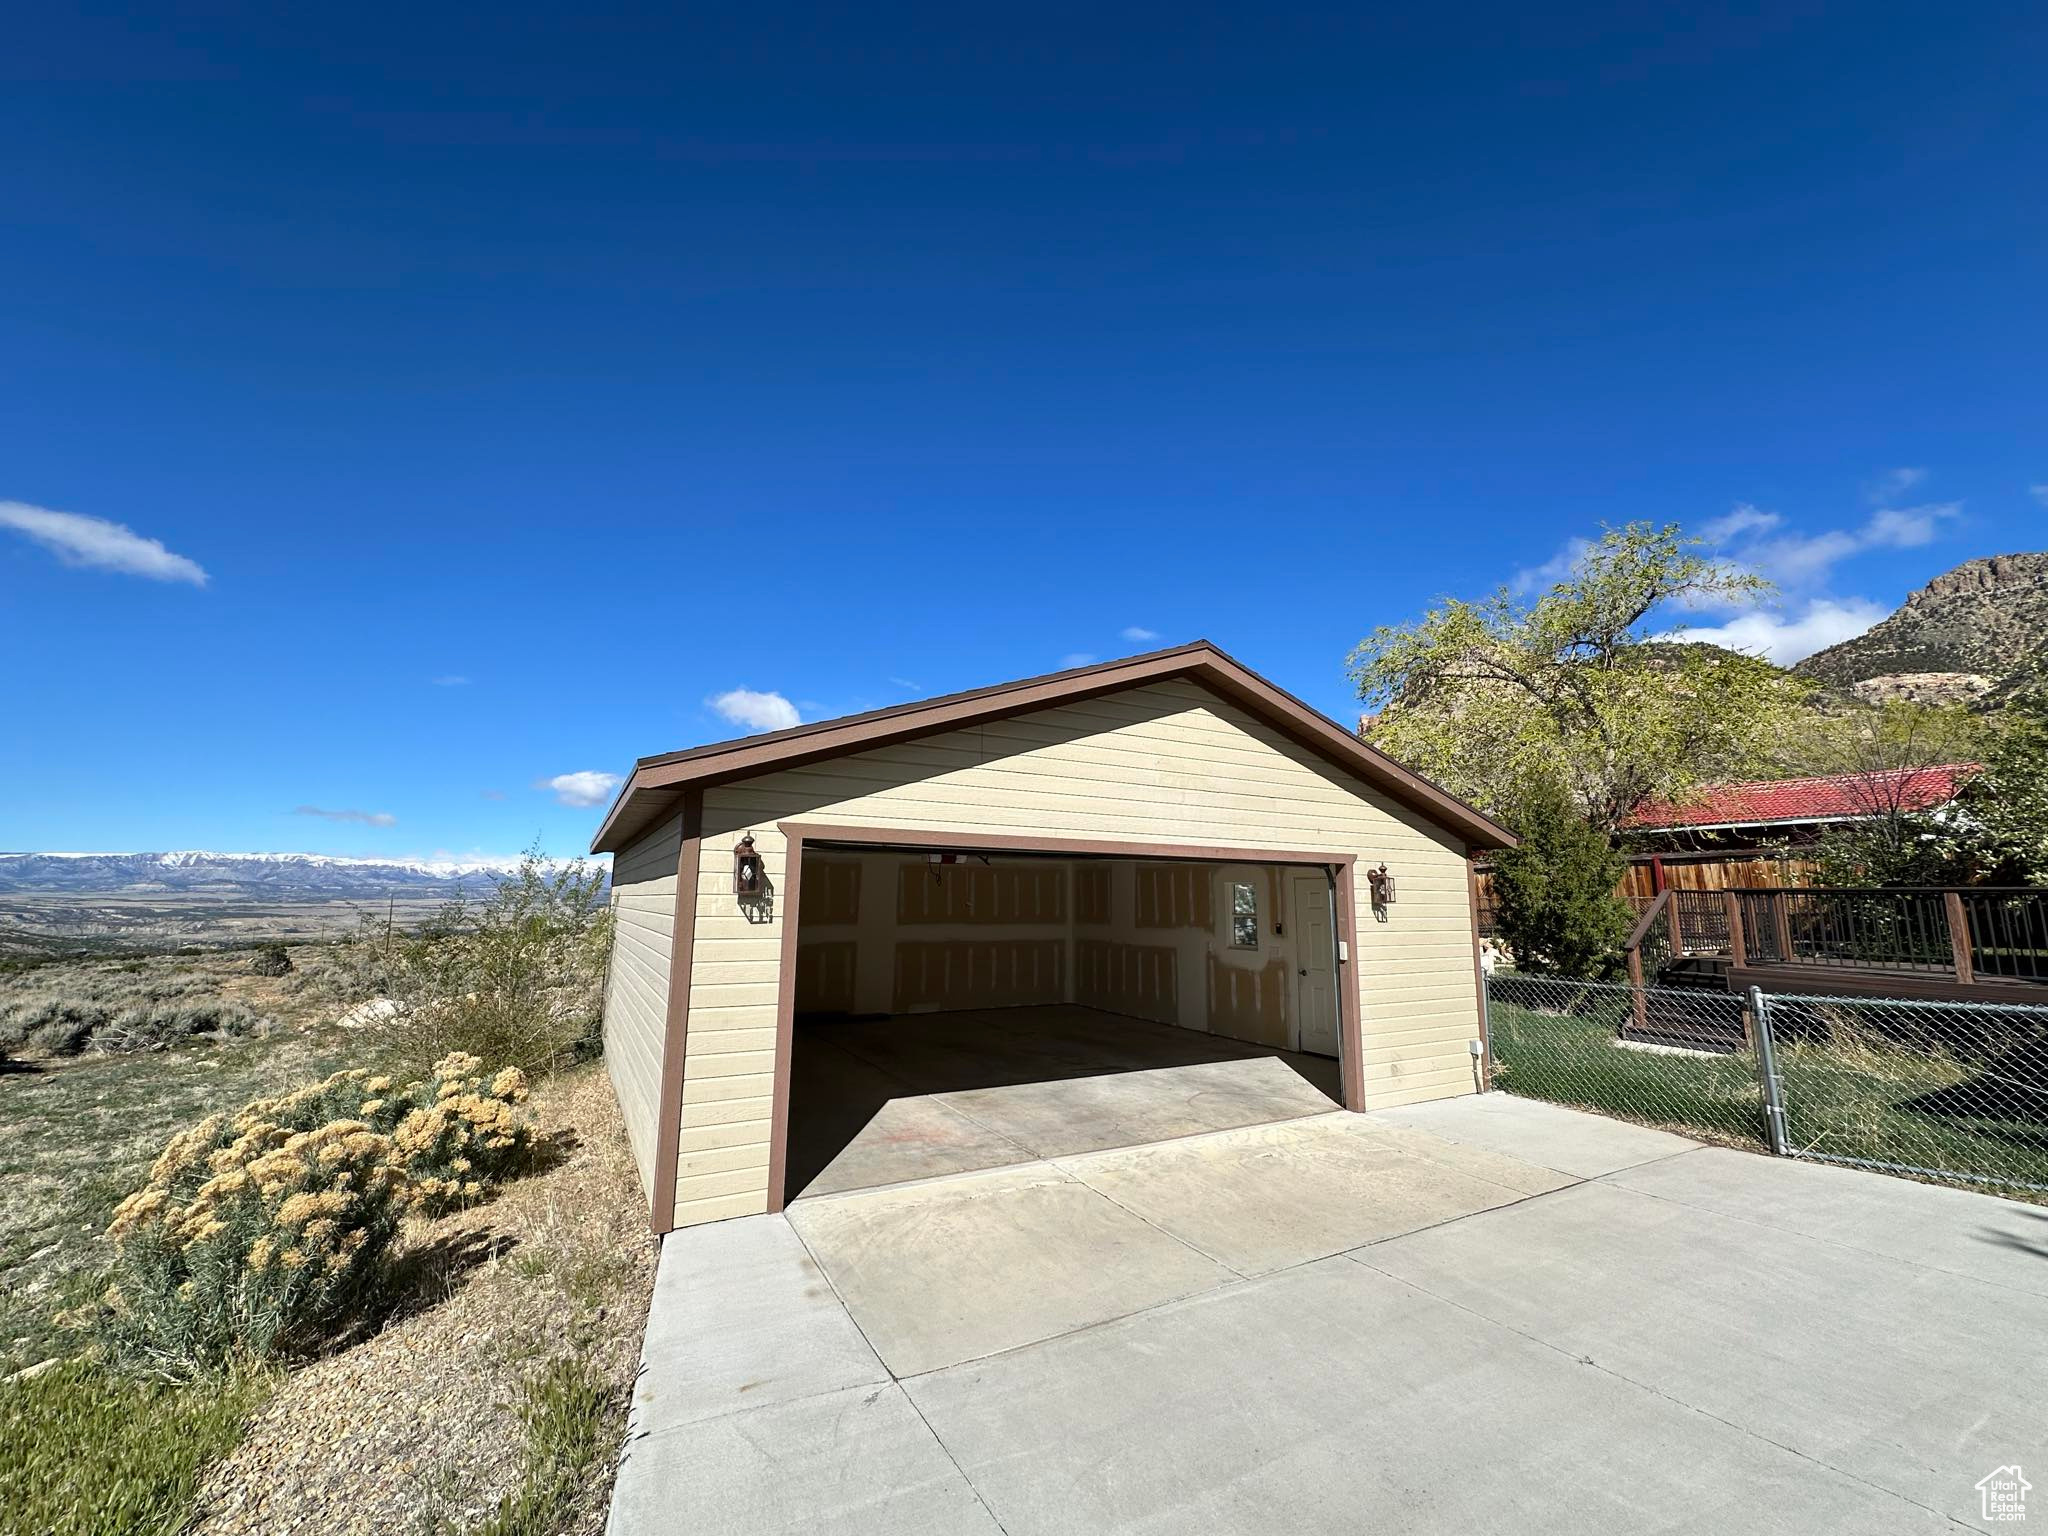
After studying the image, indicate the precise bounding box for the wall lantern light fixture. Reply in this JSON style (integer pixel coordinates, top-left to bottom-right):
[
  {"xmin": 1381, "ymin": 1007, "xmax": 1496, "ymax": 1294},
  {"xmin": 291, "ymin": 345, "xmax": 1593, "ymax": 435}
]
[{"xmin": 733, "ymin": 833, "xmax": 765, "ymax": 899}]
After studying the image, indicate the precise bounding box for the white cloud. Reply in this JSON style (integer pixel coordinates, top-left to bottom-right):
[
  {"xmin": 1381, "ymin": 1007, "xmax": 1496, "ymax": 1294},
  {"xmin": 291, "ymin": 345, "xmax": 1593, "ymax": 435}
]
[
  {"xmin": 1711, "ymin": 497, "xmax": 1959, "ymax": 592},
  {"xmin": 887, "ymin": 676, "xmax": 922, "ymax": 692},
  {"xmin": 1510, "ymin": 537, "xmax": 1593, "ymax": 596},
  {"xmin": 479, "ymin": 789, "xmax": 507, "ymax": 801},
  {"xmin": 1666, "ymin": 597, "xmax": 1889, "ymax": 665},
  {"xmin": 0, "ymin": 500, "xmax": 208, "ymax": 585},
  {"xmin": 1744, "ymin": 527, "xmax": 1863, "ymax": 587},
  {"xmin": 1120, "ymin": 626, "xmax": 1161, "ymax": 643},
  {"xmin": 2030, "ymin": 484, "xmax": 2048, "ymax": 509},
  {"xmin": 537, "ymin": 770, "xmax": 623, "ymax": 808},
  {"xmin": 1863, "ymin": 501, "xmax": 1960, "ymax": 549},
  {"xmin": 431, "ymin": 674, "xmax": 470, "ymax": 687},
  {"xmin": 294, "ymin": 805, "xmax": 397, "ymax": 828},
  {"xmin": 1059, "ymin": 652, "xmax": 1098, "ymax": 668},
  {"xmin": 709, "ymin": 688, "xmax": 801, "ymax": 733},
  {"xmin": 1866, "ymin": 466, "xmax": 1926, "ymax": 503},
  {"xmin": 1700, "ymin": 503, "xmax": 1782, "ymax": 544}
]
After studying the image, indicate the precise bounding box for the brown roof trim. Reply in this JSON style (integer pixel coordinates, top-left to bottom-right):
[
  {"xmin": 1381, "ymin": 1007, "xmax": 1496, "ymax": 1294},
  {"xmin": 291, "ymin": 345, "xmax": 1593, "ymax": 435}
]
[{"xmin": 590, "ymin": 641, "xmax": 1516, "ymax": 855}]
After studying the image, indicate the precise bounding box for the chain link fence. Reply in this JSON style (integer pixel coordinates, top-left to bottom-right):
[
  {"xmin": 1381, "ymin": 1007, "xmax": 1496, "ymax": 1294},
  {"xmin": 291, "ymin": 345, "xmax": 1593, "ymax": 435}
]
[
  {"xmin": 1486, "ymin": 973, "xmax": 2048, "ymax": 1200},
  {"xmin": 1486, "ymin": 974, "xmax": 1769, "ymax": 1152}
]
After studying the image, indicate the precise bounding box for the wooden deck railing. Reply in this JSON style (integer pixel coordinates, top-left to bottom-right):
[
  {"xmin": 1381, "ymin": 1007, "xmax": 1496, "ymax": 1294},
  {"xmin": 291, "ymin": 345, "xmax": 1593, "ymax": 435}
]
[
  {"xmin": 1663, "ymin": 886, "xmax": 2048, "ymax": 989},
  {"xmin": 1669, "ymin": 889, "xmax": 1731, "ymax": 956},
  {"xmin": 1621, "ymin": 890, "xmax": 1673, "ymax": 1036},
  {"xmin": 1955, "ymin": 889, "xmax": 2048, "ymax": 983}
]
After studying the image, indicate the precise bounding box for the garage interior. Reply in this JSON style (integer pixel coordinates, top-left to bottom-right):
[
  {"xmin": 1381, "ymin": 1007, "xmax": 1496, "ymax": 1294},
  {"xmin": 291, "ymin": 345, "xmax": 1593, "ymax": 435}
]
[{"xmin": 785, "ymin": 844, "xmax": 1350, "ymax": 1202}]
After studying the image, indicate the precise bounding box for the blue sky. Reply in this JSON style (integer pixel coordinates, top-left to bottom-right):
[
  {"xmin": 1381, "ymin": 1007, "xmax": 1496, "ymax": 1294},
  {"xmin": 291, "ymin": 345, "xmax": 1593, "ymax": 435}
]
[{"xmin": 4, "ymin": 2, "xmax": 2042, "ymax": 861}]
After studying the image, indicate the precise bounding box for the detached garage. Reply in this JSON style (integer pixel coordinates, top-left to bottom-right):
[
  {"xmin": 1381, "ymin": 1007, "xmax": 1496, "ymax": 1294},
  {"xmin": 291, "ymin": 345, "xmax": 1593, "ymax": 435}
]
[{"xmin": 593, "ymin": 642, "xmax": 1514, "ymax": 1234}]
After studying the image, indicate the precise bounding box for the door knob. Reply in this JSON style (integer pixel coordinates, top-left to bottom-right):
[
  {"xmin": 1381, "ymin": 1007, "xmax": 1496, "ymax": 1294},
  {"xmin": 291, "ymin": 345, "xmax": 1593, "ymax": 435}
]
[{"xmin": 1297, "ymin": 967, "xmax": 1308, "ymax": 976}]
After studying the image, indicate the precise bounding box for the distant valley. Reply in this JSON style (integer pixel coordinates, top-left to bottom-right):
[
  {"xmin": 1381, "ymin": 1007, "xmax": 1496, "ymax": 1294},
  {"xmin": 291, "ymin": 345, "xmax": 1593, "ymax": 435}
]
[{"xmin": 0, "ymin": 851, "xmax": 608, "ymax": 959}]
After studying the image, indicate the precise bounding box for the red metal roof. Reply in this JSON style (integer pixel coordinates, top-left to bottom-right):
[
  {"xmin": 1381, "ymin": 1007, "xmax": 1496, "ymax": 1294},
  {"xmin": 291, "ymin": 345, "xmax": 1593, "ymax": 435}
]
[{"xmin": 1627, "ymin": 764, "xmax": 1978, "ymax": 832}]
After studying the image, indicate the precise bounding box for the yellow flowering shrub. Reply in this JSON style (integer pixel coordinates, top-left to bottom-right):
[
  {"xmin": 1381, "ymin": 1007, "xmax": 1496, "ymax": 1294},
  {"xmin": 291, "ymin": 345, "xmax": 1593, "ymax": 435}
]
[
  {"xmin": 390, "ymin": 1052, "xmax": 532, "ymax": 1212},
  {"xmin": 100, "ymin": 1053, "xmax": 532, "ymax": 1369},
  {"xmin": 104, "ymin": 1115, "xmax": 410, "ymax": 1372},
  {"xmin": 222, "ymin": 1052, "xmax": 531, "ymax": 1212}
]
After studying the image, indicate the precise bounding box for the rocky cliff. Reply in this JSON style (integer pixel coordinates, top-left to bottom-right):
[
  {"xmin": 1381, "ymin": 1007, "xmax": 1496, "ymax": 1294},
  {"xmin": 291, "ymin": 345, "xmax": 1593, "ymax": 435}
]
[{"xmin": 1795, "ymin": 552, "xmax": 2048, "ymax": 707}]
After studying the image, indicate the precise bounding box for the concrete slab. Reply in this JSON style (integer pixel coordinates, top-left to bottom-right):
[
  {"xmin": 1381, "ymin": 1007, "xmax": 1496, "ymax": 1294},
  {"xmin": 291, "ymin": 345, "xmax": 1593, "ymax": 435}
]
[
  {"xmin": 1358, "ymin": 1177, "xmax": 2048, "ymax": 1527},
  {"xmin": 1371, "ymin": 1090, "xmax": 1700, "ymax": 1178},
  {"xmin": 936, "ymin": 1055, "xmax": 1340, "ymax": 1160},
  {"xmin": 1055, "ymin": 1114, "xmax": 1558, "ymax": 1275},
  {"xmin": 1346, "ymin": 1114, "xmax": 1583, "ymax": 1198},
  {"xmin": 797, "ymin": 1093, "xmax": 1035, "ymax": 1198},
  {"xmin": 608, "ymin": 1381, "xmax": 1002, "ymax": 1536},
  {"xmin": 631, "ymin": 1215, "xmax": 887, "ymax": 1430},
  {"xmin": 617, "ymin": 1092, "xmax": 2048, "ymax": 1536},
  {"xmin": 904, "ymin": 1256, "xmax": 1951, "ymax": 1536},
  {"xmin": 786, "ymin": 1161, "xmax": 1235, "ymax": 1376},
  {"xmin": 1605, "ymin": 1143, "xmax": 2048, "ymax": 1296},
  {"xmin": 785, "ymin": 1006, "xmax": 1345, "ymax": 1197}
]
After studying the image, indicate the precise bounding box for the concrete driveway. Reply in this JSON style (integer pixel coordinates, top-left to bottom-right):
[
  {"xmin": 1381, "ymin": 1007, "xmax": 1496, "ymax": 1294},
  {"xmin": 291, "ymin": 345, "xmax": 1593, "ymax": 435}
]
[{"xmin": 608, "ymin": 1096, "xmax": 2048, "ymax": 1535}]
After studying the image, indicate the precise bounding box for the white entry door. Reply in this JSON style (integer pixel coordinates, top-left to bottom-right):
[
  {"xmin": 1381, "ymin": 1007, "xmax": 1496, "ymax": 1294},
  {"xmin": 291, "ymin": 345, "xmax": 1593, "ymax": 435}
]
[{"xmin": 1290, "ymin": 871, "xmax": 1341, "ymax": 1057}]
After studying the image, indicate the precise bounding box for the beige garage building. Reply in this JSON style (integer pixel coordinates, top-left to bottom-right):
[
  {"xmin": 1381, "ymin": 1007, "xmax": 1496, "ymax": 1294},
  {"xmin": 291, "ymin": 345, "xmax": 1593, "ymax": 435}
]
[{"xmin": 592, "ymin": 642, "xmax": 1514, "ymax": 1234}]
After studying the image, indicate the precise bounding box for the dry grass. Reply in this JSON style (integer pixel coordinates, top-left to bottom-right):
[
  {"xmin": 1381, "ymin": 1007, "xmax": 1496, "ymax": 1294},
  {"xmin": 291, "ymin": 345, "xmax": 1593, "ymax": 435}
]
[{"xmin": 191, "ymin": 1065, "xmax": 657, "ymax": 1536}]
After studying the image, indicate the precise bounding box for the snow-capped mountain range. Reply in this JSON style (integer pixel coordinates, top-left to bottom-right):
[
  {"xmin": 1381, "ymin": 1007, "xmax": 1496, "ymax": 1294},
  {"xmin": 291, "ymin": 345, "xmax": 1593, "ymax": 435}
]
[{"xmin": 0, "ymin": 850, "xmax": 600, "ymax": 899}]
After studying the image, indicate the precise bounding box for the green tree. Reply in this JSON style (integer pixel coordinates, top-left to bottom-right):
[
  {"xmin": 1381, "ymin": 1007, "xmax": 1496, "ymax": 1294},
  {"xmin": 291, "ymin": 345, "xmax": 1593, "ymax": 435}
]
[
  {"xmin": 1959, "ymin": 693, "xmax": 2048, "ymax": 883},
  {"xmin": 1790, "ymin": 699, "xmax": 1985, "ymax": 887},
  {"xmin": 341, "ymin": 848, "xmax": 614, "ymax": 1077},
  {"xmin": 1489, "ymin": 778, "xmax": 1635, "ymax": 978},
  {"xmin": 1350, "ymin": 522, "xmax": 1809, "ymax": 830}
]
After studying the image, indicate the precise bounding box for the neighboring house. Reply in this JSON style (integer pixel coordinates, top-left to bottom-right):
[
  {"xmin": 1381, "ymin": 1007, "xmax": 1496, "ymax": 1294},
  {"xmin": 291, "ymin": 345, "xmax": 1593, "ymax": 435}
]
[
  {"xmin": 591, "ymin": 642, "xmax": 1516, "ymax": 1234},
  {"xmin": 1624, "ymin": 764, "xmax": 1979, "ymax": 854}
]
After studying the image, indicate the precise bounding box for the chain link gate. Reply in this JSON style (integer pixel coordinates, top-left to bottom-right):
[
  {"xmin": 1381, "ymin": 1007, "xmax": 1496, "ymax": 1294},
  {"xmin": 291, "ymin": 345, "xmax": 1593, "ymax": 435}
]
[{"xmin": 1750, "ymin": 987, "xmax": 2048, "ymax": 1197}]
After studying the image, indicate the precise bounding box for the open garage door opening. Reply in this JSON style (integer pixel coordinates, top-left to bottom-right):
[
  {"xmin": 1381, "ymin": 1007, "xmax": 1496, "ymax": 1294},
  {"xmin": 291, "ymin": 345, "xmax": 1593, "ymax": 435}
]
[{"xmin": 784, "ymin": 840, "xmax": 1353, "ymax": 1203}]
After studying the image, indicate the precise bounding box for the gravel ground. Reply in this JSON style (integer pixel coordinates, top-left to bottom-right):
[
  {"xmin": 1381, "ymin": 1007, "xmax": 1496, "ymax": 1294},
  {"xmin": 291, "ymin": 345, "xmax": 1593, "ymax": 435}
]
[{"xmin": 192, "ymin": 1066, "xmax": 658, "ymax": 1536}]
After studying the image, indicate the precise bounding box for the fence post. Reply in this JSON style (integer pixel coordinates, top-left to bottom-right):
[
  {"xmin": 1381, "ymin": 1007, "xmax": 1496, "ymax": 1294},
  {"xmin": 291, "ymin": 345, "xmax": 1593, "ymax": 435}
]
[
  {"xmin": 1724, "ymin": 890, "xmax": 1748, "ymax": 968},
  {"xmin": 1771, "ymin": 891, "xmax": 1794, "ymax": 964},
  {"xmin": 1477, "ymin": 971, "xmax": 1493, "ymax": 1092},
  {"xmin": 1749, "ymin": 985, "xmax": 1790, "ymax": 1157},
  {"xmin": 1944, "ymin": 891, "xmax": 1975, "ymax": 984}
]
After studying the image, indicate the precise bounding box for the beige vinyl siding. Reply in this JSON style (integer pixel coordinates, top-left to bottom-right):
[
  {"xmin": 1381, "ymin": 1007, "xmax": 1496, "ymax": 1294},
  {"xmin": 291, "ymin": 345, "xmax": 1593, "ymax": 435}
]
[
  {"xmin": 669, "ymin": 677, "xmax": 1480, "ymax": 1229},
  {"xmin": 602, "ymin": 806, "xmax": 683, "ymax": 1203}
]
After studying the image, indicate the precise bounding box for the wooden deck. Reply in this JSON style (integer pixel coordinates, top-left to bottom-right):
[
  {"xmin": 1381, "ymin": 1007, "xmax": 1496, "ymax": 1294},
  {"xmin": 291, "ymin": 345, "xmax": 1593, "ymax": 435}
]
[
  {"xmin": 1721, "ymin": 962, "xmax": 2048, "ymax": 1006},
  {"xmin": 1624, "ymin": 886, "xmax": 2048, "ymax": 1036}
]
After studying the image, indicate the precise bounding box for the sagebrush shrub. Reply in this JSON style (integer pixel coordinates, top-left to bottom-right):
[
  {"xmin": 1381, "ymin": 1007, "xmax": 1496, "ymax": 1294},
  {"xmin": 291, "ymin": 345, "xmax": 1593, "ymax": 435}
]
[
  {"xmin": 2, "ymin": 999, "xmax": 111, "ymax": 1055},
  {"xmin": 93, "ymin": 1001, "xmax": 259, "ymax": 1054},
  {"xmin": 0, "ymin": 993, "xmax": 257, "ymax": 1057}
]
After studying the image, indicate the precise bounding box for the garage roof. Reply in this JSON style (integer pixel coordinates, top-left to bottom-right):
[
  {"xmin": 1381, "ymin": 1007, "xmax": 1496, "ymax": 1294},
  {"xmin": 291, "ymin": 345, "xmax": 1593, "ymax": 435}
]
[{"xmin": 590, "ymin": 641, "xmax": 1516, "ymax": 854}]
